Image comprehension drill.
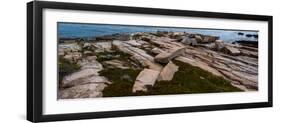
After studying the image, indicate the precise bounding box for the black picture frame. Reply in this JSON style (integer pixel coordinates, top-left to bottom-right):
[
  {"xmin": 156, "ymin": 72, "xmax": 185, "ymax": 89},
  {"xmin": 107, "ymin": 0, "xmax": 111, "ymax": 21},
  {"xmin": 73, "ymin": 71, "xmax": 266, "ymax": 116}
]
[{"xmin": 27, "ymin": 1, "xmax": 273, "ymax": 122}]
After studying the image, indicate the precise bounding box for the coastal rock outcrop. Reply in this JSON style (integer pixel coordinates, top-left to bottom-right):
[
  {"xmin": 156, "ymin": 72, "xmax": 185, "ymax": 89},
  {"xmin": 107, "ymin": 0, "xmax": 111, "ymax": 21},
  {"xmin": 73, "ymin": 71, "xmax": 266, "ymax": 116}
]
[
  {"xmin": 58, "ymin": 30, "xmax": 259, "ymax": 99},
  {"xmin": 59, "ymin": 48, "xmax": 110, "ymax": 98}
]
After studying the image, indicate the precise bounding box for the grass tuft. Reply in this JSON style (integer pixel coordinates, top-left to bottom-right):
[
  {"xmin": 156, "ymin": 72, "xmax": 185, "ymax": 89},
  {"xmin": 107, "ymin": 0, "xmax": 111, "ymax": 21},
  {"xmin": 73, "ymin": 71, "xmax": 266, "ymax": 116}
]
[{"xmin": 100, "ymin": 68, "xmax": 141, "ymax": 97}]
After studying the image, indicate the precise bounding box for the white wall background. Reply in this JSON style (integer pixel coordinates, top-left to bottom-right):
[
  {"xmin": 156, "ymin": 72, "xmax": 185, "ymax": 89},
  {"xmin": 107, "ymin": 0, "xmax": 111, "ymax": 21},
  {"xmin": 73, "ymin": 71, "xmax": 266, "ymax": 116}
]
[{"xmin": 0, "ymin": 0, "xmax": 279, "ymax": 123}]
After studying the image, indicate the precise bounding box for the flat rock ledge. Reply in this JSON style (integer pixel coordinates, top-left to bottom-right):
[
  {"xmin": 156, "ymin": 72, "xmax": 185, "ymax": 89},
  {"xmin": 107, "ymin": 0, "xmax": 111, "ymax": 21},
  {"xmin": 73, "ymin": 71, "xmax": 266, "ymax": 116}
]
[
  {"xmin": 59, "ymin": 83, "xmax": 107, "ymax": 99},
  {"xmin": 132, "ymin": 69, "xmax": 160, "ymax": 93},
  {"xmin": 154, "ymin": 46, "xmax": 186, "ymax": 64},
  {"xmin": 158, "ymin": 61, "xmax": 179, "ymax": 81},
  {"xmin": 59, "ymin": 55, "xmax": 111, "ymax": 99}
]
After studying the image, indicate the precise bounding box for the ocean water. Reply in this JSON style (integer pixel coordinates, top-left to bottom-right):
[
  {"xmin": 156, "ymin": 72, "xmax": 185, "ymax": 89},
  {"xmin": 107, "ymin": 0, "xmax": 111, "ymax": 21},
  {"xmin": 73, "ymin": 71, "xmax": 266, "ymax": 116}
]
[{"xmin": 58, "ymin": 23, "xmax": 258, "ymax": 43}]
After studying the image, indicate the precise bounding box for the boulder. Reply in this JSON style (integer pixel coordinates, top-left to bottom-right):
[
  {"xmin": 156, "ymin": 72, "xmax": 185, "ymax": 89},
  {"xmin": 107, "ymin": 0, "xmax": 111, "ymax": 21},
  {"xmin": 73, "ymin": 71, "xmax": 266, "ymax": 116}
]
[
  {"xmin": 63, "ymin": 52, "xmax": 82, "ymax": 63},
  {"xmin": 195, "ymin": 35, "xmax": 203, "ymax": 42},
  {"xmin": 154, "ymin": 31, "xmax": 169, "ymax": 37},
  {"xmin": 83, "ymin": 43, "xmax": 95, "ymax": 51},
  {"xmin": 154, "ymin": 47, "xmax": 186, "ymax": 63},
  {"xmin": 59, "ymin": 43, "xmax": 81, "ymax": 52},
  {"xmin": 132, "ymin": 69, "xmax": 160, "ymax": 93},
  {"xmin": 158, "ymin": 61, "xmax": 179, "ymax": 81},
  {"xmin": 169, "ymin": 32, "xmax": 185, "ymax": 40},
  {"xmin": 188, "ymin": 34, "xmax": 195, "ymax": 38},
  {"xmin": 223, "ymin": 46, "xmax": 241, "ymax": 56},
  {"xmin": 201, "ymin": 36, "xmax": 218, "ymax": 43},
  {"xmin": 83, "ymin": 42, "xmax": 93, "ymax": 48},
  {"xmin": 86, "ymin": 56, "xmax": 97, "ymax": 61},
  {"xmin": 93, "ymin": 42, "xmax": 112, "ymax": 52},
  {"xmin": 214, "ymin": 40, "xmax": 225, "ymax": 50},
  {"xmin": 181, "ymin": 37, "xmax": 197, "ymax": 46},
  {"xmin": 197, "ymin": 43, "xmax": 216, "ymax": 49},
  {"xmin": 151, "ymin": 47, "xmax": 164, "ymax": 55},
  {"xmin": 83, "ymin": 50, "xmax": 94, "ymax": 55}
]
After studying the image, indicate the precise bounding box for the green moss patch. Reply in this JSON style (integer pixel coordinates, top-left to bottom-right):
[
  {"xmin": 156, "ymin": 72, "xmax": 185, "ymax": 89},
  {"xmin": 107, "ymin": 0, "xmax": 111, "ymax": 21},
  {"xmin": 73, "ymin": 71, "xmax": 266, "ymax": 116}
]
[
  {"xmin": 100, "ymin": 68, "xmax": 141, "ymax": 97},
  {"xmin": 101, "ymin": 60, "xmax": 241, "ymax": 97},
  {"xmin": 145, "ymin": 61, "xmax": 242, "ymax": 95}
]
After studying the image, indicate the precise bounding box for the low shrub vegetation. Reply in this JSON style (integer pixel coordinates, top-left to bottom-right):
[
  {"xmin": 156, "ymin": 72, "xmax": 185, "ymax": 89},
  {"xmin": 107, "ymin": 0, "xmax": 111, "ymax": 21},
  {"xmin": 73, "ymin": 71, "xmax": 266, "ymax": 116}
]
[{"xmin": 101, "ymin": 60, "xmax": 241, "ymax": 97}]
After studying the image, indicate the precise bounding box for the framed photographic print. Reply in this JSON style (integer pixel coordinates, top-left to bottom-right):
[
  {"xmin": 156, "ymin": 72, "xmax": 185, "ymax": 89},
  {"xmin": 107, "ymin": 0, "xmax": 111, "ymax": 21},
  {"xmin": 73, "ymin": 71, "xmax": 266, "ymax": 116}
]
[{"xmin": 27, "ymin": 1, "xmax": 273, "ymax": 122}]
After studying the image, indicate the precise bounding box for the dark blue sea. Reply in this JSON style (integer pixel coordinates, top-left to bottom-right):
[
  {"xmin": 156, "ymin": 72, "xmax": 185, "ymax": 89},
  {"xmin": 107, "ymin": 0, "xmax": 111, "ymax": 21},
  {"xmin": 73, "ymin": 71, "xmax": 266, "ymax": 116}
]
[{"xmin": 58, "ymin": 23, "xmax": 258, "ymax": 43}]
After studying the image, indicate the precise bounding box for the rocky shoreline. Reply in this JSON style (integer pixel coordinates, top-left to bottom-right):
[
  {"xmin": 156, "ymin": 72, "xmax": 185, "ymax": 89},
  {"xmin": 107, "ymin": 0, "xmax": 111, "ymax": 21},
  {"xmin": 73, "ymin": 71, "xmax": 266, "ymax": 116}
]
[{"xmin": 58, "ymin": 31, "xmax": 258, "ymax": 99}]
